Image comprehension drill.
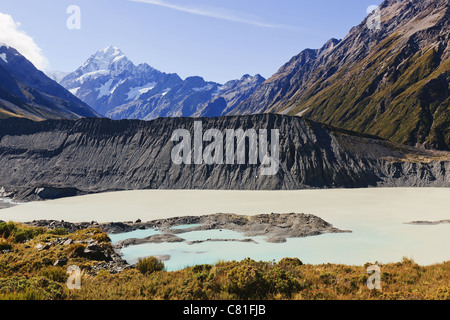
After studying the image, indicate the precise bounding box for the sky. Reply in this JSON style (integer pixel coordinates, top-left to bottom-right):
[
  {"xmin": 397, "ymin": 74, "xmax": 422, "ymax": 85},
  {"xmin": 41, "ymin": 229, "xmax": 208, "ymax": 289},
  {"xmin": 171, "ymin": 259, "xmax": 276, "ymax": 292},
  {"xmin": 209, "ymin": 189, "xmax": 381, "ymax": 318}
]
[{"xmin": 0, "ymin": 0, "xmax": 383, "ymax": 84}]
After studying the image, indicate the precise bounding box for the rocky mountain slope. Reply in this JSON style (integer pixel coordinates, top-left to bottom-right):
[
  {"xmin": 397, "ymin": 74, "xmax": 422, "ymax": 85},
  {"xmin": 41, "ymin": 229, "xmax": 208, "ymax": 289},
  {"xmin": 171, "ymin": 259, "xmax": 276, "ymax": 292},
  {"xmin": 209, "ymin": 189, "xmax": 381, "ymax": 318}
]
[
  {"xmin": 0, "ymin": 44, "xmax": 100, "ymax": 121},
  {"xmin": 193, "ymin": 74, "xmax": 265, "ymax": 117},
  {"xmin": 232, "ymin": 0, "xmax": 450, "ymax": 150},
  {"xmin": 59, "ymin": 46, "xmax": 264, "ymax": 120},
  {"xmin": 60, "ymin": 46, "xmax": 185, "ymax": 117},
  {"xmin": 0, "ymin": 114, "xmax": 448, "ymax": 201},
  {"xmin": 105, "ymin": 75, "xmax": 222, "ymax": 120}
]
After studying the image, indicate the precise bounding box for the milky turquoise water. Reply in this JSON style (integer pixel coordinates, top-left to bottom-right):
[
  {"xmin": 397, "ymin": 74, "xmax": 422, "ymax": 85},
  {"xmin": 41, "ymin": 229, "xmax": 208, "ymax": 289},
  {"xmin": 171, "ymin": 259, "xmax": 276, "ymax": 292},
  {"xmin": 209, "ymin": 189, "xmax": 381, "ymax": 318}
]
[
  {"xmin": 170, "ymin": 224, "xmax": 202, "ymax": 230},
  {"xmin": 2, "ymin": 189, "xmax": 449, "ymax": 270},
  {"xmin": 111, "ymin": 220, "xmax": 450, "ymax": 271}
]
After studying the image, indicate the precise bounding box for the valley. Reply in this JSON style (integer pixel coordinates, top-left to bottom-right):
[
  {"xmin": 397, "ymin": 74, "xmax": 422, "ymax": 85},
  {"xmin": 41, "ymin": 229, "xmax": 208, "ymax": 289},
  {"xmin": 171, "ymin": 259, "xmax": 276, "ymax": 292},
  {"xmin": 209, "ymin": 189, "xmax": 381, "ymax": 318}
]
[{"xmin": 0, "ymin": 0, "xmax": 448, "ymax": 302}]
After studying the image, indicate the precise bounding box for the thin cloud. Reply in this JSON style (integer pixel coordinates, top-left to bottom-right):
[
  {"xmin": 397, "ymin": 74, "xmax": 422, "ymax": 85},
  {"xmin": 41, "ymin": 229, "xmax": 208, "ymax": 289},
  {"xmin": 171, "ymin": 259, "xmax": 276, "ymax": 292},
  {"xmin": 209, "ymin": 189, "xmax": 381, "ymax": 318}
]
[
  {"xmin": 130, "ymin": 0, "xmax": 297, "ymax": 30},
  {"xmin": 0, "ymin": 12, "xmax": 49, "ymax": 71}
]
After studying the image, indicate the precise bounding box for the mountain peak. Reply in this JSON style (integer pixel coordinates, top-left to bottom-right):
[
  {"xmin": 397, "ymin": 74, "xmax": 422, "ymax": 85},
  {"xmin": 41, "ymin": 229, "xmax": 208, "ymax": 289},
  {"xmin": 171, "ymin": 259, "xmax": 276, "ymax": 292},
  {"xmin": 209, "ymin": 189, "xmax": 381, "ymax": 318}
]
[
  {"xmin": 97, "ymin": 46, "xmax": 125, "ymax": 59},
  {"xmin": 241, "ymin": 74, "xmax": 265, "ymax": 81},
  {"xmin": 103, "ymin": 45, "xmax": 121, "ymax": 52},
  {"xmin": 61, "ymin": 46, "xmax": 135, "ymax": 85},
  {"xmin": 79, "ymin": 46, "xmax": 132, "ymax": 74}
]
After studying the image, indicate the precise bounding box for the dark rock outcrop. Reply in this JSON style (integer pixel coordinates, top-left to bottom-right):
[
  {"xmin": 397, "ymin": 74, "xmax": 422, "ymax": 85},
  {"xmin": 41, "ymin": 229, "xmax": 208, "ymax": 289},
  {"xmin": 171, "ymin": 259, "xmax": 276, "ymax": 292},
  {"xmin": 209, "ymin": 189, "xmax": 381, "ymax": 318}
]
[
  {"xmin": 27, "ymin": 220, "xmax": 99, "ymax": 233},
  {"xmin": 107, "ymin": 212, "xmax": 352, "ymax": 248},
  {"xmin": 114, "ymin": 234, "xmax": 185, "ymax": 249},
  {"xmin": 83, "ymin": 242, "xmax": 111, "ymax": 261}
]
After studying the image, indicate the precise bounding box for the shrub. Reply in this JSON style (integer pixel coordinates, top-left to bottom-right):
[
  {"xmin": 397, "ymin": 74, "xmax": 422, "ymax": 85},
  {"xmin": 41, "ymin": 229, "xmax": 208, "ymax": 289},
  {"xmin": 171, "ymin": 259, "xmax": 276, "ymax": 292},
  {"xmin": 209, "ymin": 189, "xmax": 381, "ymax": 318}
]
[
  {"xmin": 46, "ymin": 228, "xmax": 68, "ymax": 236},
  {"xmin": 136, "ymin": 257, "xmax": 165, "ymax": 275},
  {"xmin": 0, "ymin": 239, "xmax": 12, "ymax": 251},
  {"xmin": 40, "ymin": 257, "xmax": 53, "ymax": 267},
  {"xmin": 192, "ymin": 264, "xmax": 212, "ymax": 273},
  {"xmin": 71, "ymin": 228, "xmax": 107, "ymax": 242},
  {"xmin": 319, "ymin": 271, "xmax": 337, "ymax": 285},
  {"xmin": 0, "ymin": 276, "xmax": 65, "ymax": 300},
  {"xmin": 14, "ymin": 228, "xmax": 37, "ymax": 243},
  {"xmin": 191, "ymin": 264, "xmax": 213, "ymax": 281},
  {"xmin": 224, "ymin": 264, "xmax": 268, "ymax": 299},
  {"xmin": 96, "ymin": 270, "xmax": 110, "ymax": 279},
  {"xmin": 0, "ymin": 222, "xmax": 44, "ymax": 243},
  {"xmin": 91, "ymin": 233, "xmax": 111, "ymax": 243},
  {"xmin": 0, "ymin": 222, "xmax": 16, "ymax": 239},
  {"xmin": 263, "ymin": 266, "xmax": 302, "ymax": 297},
  {"xmin": 437, "ymin": 286, "xmax": 450, "ymax": 300},
  {"xmin": 0, "ymin": 231, "xmax": 14, "ymax": 251},
  {"xmin": 39, "ymin": 266, "xmax": 68, "ymax": 283},
  {"xmin": 278, "ymin": 257, "xmax": 303, "ymax": 269},
  {"xmin": 0, "ymin": 289, "xmax": 45, "ymax": 300}
]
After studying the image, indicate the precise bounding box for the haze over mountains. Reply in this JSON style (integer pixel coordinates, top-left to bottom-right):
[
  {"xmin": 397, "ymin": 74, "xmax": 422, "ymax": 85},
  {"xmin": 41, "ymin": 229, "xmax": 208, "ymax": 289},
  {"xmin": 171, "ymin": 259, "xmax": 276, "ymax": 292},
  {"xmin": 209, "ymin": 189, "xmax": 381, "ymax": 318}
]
[{"xmin": 57, "ymin": 46, "xmax": 265, "ymax": 120}]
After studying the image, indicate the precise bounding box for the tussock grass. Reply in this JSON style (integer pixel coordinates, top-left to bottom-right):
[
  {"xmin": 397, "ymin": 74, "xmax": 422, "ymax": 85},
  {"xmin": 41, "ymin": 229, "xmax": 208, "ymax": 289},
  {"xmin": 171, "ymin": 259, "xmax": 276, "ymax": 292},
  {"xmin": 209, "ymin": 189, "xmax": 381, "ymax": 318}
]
[
  {"xmin": 0, "ymin": 222, "xmax": 448, "ymax": 300},
  {"xmin": 65, "ymin": 257, "xmax": 450, "ymax": 300}
]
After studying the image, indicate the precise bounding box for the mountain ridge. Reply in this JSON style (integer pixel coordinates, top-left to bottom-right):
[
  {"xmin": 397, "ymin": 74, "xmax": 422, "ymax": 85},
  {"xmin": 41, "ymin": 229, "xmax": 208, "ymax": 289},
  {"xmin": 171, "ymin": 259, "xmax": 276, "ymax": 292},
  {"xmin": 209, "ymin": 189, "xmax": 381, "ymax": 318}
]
[
  {"xmin": 0, "ymin": 114, "xmax": 448, "ymax": 201},
  {"xmin": 232, "ymin": 0, "xmax": 450, "ymax": 150},
  {"xmin": 0, "ymin": 45, "xmax": 101, "ymax": 120},
  {"xmin": 59, "ymin": 46, "xmax": 265, "ymax": 120}
]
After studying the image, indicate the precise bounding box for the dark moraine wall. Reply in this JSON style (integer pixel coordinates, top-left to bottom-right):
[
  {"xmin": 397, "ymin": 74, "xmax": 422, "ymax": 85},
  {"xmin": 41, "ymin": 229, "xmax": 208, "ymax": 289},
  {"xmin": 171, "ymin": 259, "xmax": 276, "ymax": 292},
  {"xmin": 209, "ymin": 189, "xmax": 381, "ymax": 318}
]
[{"xmin": 0, "ymin": 114, "xmax": 448, "ymax": 200}]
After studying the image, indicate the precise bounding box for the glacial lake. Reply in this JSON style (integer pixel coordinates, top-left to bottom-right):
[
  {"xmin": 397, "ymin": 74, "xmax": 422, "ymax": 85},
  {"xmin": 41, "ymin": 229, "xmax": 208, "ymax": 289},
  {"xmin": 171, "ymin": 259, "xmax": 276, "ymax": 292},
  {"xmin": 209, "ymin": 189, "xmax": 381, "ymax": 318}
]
[
  {"xmin": 110, "ymin": 220, "xmax": 450, "ymax": 271},
  {"xmin": 1, "ymin": 188, "xmax": 449, "ymax": 270}
]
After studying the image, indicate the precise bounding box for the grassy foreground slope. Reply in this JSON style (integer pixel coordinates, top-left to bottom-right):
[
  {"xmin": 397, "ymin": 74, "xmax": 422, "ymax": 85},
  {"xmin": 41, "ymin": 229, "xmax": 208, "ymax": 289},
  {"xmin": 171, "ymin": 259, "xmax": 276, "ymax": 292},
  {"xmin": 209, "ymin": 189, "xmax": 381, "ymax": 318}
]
[{"xmin": 0, "ymin": 222, "xmax": 449, "ymax": 300}]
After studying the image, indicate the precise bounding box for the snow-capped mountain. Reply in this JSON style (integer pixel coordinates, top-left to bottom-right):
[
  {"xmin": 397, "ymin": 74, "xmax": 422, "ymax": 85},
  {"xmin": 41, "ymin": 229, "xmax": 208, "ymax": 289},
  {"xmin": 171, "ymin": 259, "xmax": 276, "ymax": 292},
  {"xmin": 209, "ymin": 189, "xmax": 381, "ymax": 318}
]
[
  {"xmin": 60, "ymin": 46, "xmax": 169, "ymax": 116},
  {"xmin": 46, "ymin": 70, "xmax": 69, "ymax": 83},
  {"xmin": 0, "ymin": 44, "xmax": 100, "ymax": 120},
  {"xmin": 59, "ymin": 46, "xmax": 265, "ymax": 120},
  {"xmin": 106, "ymin": 75, "xmax": 223, "ymax": 120}
]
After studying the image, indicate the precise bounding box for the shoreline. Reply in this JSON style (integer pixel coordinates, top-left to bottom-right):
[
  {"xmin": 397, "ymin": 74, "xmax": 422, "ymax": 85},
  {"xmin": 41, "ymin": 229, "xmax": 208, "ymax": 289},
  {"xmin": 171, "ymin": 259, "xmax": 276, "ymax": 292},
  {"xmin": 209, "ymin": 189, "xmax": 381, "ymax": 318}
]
[
  {"xmin": 23, "ymin": 212, "xmax": 352, "ymax": 267},
  {"xmin": 17, "ymin": 216, "xmax": 450, "ymax": 268},
  {"xmin": 0, "ymin": 198, "xmax": 15, "ymax": 210}
]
